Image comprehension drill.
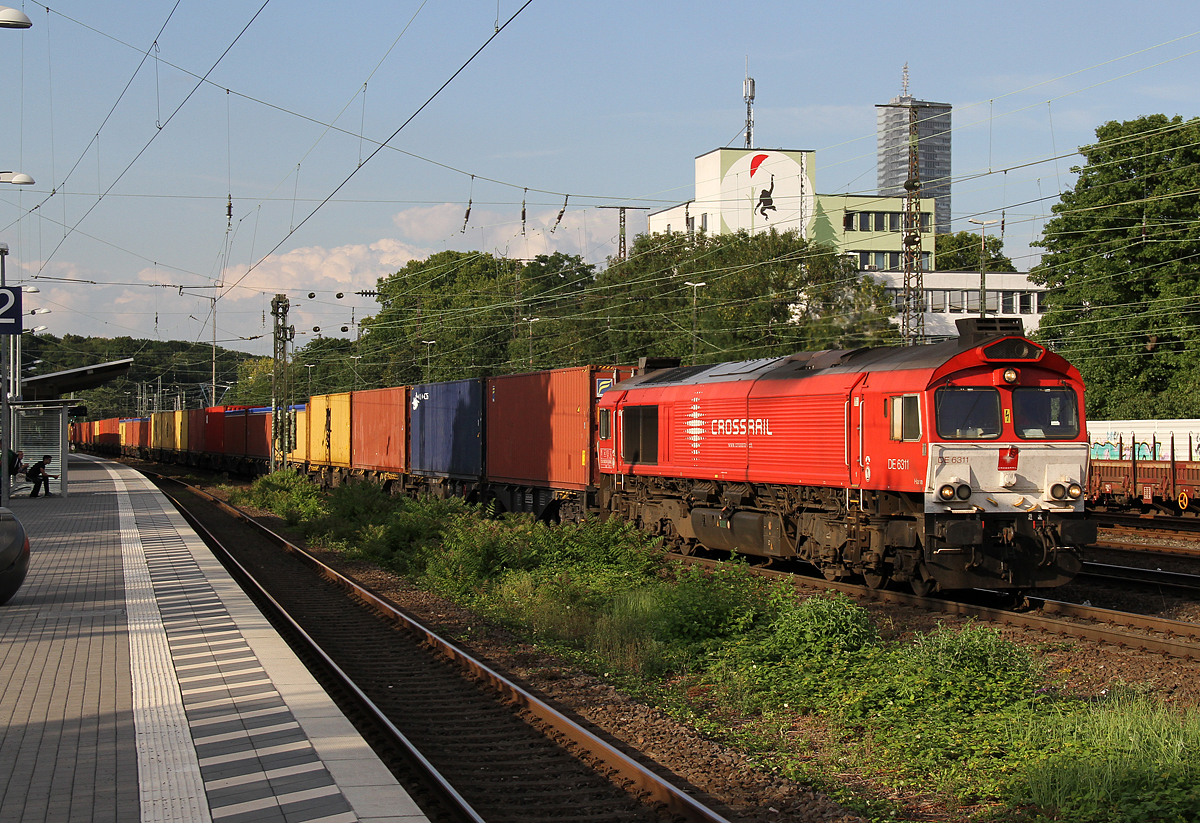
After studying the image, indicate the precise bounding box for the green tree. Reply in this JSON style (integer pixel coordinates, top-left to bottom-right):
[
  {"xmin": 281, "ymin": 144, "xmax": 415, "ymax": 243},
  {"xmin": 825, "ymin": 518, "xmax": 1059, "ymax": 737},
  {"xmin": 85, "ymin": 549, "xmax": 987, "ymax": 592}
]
[
  {"xmin": 26, "ymin": 333, "xmax": 254, "ymax": 418},
  {"xmin": 934, "ymin": 230, "xmax": 1017, "ymax": 272},
  {"xmin": 1029, "ymin": 115, "xmax": 1200, "ymax": 418},
  {"xmin": 579, "ymin": 229, "xmax": 896, "ymax": 366}
]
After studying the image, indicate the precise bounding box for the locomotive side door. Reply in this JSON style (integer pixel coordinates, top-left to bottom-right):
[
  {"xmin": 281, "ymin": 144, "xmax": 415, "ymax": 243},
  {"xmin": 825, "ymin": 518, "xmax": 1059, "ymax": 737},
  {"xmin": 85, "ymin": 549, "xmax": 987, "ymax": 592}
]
[{"xmin": 847, "ymin": 375, "xmax": 869, "ymax": 488}]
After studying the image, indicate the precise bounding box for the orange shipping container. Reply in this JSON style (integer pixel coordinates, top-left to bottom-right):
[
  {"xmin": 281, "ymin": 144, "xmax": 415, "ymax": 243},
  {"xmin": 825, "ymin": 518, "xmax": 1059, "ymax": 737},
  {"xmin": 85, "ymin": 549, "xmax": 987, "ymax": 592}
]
[
  {"xmin": 351, "ymin": 387, "xmax": 408, "ymax": 472},
  {"xmin": 486, "ymin": 366, "xmax": 632, "ymax": 491}
]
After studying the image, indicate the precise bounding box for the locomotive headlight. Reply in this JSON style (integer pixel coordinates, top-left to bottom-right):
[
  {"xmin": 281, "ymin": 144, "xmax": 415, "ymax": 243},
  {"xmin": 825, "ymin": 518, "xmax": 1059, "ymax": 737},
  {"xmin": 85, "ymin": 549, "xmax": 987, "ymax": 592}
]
[
  {"xmin": 1002, "ymin": 368, "xmax": 1019, "ymax": 384},
  {"xmin": 956, "ymin": 484, "xmax": 972, "ymax": 500},
  {"xmin": 1067, "ymin": 483, "xmax": 1083, "ymax": 500},
  {"xmin": 938, "ymin": 484, "xmax": 957, "ymax": 501},
  {"xmin": 1050, "ymin": 483, "xmax": 1068, "ymax": 500}
]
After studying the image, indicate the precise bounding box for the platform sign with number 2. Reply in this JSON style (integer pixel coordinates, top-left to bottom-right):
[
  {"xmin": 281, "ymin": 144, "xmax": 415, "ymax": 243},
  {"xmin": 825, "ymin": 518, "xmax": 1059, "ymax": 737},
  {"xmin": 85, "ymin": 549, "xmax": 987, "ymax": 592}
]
[{"xmin": 0, "ymin": 288, "xmax": 21, "ymax": 335}]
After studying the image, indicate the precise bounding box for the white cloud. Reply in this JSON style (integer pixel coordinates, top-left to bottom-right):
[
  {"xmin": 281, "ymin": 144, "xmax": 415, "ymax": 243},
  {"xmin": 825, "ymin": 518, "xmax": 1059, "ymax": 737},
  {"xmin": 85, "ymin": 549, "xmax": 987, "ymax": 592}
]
[
  {"xmin": 390, "ymin": 203, "xmax": 622, "ymax": 265},
  {"xmin": 392, "ymin": 203, "xmax": 463, "ymax": 243}
]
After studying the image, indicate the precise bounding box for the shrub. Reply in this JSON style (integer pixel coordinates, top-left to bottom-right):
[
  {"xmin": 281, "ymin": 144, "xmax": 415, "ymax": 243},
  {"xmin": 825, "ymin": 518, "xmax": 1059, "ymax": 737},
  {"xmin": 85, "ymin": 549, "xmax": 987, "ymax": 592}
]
[
  {"xmin": 230, "ymin": 470, "xmax": 326, "ymax": 524},
  {"xmin": 765, "ymin": 592, "xmax": 879, "ymax": 657},
  {"xmin": 652, "ymin": 560, "xmax": 772, "ymax": 648}
]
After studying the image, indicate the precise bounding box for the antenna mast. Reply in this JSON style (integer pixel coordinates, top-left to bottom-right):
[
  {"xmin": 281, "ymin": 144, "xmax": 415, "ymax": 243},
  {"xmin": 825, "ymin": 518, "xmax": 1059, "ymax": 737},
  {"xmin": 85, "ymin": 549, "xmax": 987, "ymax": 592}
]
[{"xmin": 743, "ymin": 59, "xmax": 755, "ymax": 149}]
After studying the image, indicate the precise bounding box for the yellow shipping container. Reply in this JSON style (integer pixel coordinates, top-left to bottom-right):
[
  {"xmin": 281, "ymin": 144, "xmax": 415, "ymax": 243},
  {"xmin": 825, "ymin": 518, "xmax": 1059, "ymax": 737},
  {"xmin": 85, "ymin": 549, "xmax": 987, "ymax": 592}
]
[
  {"xmin": 150, "ymin": 411, "xmax": 175, "ymax": 450},
  {"xmin": 174, "ymin": 410, "xmax": 188, "ymax": 453},
  {"xmin": 307, "ymin": 393, "xmax": 352, "ymax": 467}
]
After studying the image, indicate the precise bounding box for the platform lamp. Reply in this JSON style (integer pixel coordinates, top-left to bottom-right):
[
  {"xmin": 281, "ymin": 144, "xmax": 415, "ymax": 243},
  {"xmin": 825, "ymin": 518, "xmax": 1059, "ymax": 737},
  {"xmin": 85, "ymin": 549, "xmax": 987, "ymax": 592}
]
[
  {"xmin": 0, "ymin": 144, "xmax": 36, "ymax": 508},
  {"xmin": 521, "ymin": 317, "xmax": 539, "ymax": 368},
  {"xmin": 684, "ymin": 281, "xmax": 706, "ymax": 365},
  {"xmin": 14, "ymin": 308, "xmax": 49, "ymax": 400},
  {"xmin": 420, "ymin": 340, "xmax": 435, "ymax": 380}
]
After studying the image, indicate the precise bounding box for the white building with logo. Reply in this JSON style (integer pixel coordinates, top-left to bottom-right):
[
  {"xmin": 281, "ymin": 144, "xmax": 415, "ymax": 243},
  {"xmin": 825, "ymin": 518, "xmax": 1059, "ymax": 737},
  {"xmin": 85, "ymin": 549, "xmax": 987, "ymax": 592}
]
[{"xmin": 648, "ymin": 148, "xmax": 815, "ymax": 237}]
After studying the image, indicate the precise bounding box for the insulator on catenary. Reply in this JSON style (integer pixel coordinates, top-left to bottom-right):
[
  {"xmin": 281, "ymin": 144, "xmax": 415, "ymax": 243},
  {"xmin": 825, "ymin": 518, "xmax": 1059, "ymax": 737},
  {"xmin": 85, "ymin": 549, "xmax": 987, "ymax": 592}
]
[{"xmin": 551, "ymin": 194, "xmax": 568, "ymax": 234}]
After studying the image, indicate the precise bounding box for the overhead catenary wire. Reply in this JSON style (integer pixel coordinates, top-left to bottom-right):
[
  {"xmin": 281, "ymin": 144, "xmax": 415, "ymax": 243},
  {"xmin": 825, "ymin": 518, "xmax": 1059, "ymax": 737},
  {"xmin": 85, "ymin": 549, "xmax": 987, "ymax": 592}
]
[{"xmin": 10, "ymin": 4, "xmax": 1200, "ymax": 358}]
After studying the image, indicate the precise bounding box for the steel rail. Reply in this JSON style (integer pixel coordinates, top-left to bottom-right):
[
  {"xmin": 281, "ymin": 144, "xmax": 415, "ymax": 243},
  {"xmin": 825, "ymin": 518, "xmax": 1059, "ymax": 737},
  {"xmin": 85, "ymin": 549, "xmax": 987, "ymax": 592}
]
[
  {"xmin": 1093, "ymin": 511, "xmax": 1200, "ymax": 535},
  {"xmin": 669, "ymin": 553, "xmax": 1200, "ymax": 660},
  {"xmin": 149, "ymin": 471, "xmax": 733, "ymax": 823},
  {"xmin": 1092, "ymin": 539, "xmax": 1200, "ymax": 559},
  {"xmin": 1079, "ymin": 561, "xmax": 1200, "ymax": 594}
]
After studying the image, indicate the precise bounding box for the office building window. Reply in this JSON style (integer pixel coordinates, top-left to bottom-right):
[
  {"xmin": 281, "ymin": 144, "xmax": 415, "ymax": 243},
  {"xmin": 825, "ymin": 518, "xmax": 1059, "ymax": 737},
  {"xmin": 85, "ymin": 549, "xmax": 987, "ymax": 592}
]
[
  {"xmin": 701, "ymin": 213, "xmax": 707, "ymax": 232},
  {"xmin": 1019, "ymin": 292, "xmax": 1033, "ymax": 314},
  {"xmin": 844, "ymin": 212, "xmax": 856, "ymax": 231},
  {"xmin": 860, "ymin": 212, "xmax": 872, "ymax": 232},
  {"xmin": 929, "ymin": 289, "xmax": 947, "ymax": 312},
  {"xmin": 1002, "ymin": 291, "xmax": 1015, "ymax": 314},
  {"xmin": 874, "ymin": 252, "xmax": 887, "ymax": 270},
  {"xmin": 875, "ymin": 212, "xmax": 886, "ymax": 231},
  {"xmin": 889, "ymin": 252, "xmax": 901, "ymax": 271},
  {"xmin": 920, "ymin": 213, "xmax": 932, "ymax": 232},
  {"xmin": 889, "ymin": 212, "xmax": 901, "ymax": 232},
  {"xmin": 860, "ymin": 251, "xmax": 871, "ymax": 269},
  {"xmin": 948, "ymin": 290, "xmax": 964, "ymax": 313}
]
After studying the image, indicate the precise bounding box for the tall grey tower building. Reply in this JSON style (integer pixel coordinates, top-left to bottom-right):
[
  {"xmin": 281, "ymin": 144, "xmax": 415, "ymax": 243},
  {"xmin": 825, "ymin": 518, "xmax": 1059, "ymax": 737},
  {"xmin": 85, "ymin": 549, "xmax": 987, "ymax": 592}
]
[{"xmin": 876, "ymin": 78, "xmax": 951, "ymax": 234}]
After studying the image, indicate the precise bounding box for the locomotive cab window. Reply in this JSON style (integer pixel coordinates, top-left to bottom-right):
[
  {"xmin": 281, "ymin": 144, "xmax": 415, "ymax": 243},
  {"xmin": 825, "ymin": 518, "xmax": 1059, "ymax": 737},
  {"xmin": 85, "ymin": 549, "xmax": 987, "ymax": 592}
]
[
  {"xmin": 621, "ymin": 405, "xmax": 659, "ymax": 465},
  {"xmin": 1013, "ymin": 387, "xmax": 1080, "ymax": 440},
  {"xmin": 889, "ymin": 395, "xmax": 921, "ymax": 441},
  {"xmin": 935, "ymin": 387, "xmax": 1001, "ymax": 439},
  {"xmin": 597, "ymin": 408, "xmax": 611, "ymax": 440}
]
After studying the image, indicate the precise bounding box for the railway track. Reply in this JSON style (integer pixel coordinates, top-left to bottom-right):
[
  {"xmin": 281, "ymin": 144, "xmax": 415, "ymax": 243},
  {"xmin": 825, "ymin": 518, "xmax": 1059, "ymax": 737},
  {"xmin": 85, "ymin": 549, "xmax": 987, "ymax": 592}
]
[
  {"xmin": 1078, "ymin": 562, "xmax": 1200, "ymax": 595},
  {"xmin": 150, "ymin": 471, "xmax": 733, "ymax": 823},
  {"xmin": 1091, "ymin": 510, "xmax": 1200, "ymax": 538},
  {"xmin": 668, "ymin": 554, "xmax": 1200, "ymax": 660}
]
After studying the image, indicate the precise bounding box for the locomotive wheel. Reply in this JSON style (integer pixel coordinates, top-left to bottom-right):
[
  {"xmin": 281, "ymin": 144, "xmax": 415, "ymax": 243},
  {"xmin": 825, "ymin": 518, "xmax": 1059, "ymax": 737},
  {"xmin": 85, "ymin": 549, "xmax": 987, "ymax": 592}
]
[
  {"xmin": 909, "ymin": 575, "xmax": 935, "ymax": 597},
  {"xmin": 862, "ymin": 570, "xmax": 890, "ymax": 590}
]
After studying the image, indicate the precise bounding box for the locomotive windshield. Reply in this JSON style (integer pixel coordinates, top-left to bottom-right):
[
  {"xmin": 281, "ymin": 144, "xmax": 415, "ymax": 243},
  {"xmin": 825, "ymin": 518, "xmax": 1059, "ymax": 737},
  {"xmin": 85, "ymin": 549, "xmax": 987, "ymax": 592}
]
[
  {"xmin": 1013, "ymin": 387, "xmax": 1080, "ymax": 440},
  {"xmin": 935, "ymin": 387, "xmax": 1001, "ymax": 439}
]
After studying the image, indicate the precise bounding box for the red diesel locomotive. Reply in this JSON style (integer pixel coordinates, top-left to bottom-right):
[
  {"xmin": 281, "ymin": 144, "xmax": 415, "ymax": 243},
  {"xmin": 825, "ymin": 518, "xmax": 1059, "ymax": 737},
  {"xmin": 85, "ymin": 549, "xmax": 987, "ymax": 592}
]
[{"xmin": 597, "ymin": 318, "xmax": 1096, "ymax": 594}]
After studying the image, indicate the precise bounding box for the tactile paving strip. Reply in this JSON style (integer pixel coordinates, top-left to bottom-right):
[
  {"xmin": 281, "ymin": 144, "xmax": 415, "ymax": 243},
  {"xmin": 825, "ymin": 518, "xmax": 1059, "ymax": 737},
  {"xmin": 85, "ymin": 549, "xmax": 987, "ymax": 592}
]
[{"xmin": 111, "ymin": 466, "xmax": 356, "ymax": 823}]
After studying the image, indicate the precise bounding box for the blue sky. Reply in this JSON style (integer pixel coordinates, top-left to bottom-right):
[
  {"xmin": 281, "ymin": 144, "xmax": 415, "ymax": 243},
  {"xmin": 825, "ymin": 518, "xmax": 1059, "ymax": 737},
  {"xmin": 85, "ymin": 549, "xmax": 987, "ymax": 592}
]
[{"xmin": 0, "ymin": 0, "xmax": 1195, "ymax": 356}]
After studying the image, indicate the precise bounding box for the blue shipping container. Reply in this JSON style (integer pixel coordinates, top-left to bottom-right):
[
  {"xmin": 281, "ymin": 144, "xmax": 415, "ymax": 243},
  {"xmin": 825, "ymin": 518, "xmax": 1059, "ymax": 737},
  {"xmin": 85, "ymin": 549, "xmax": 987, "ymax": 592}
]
[{"xmin": 409, "ymin": 379, "xmax": 484, "ymax": 479}]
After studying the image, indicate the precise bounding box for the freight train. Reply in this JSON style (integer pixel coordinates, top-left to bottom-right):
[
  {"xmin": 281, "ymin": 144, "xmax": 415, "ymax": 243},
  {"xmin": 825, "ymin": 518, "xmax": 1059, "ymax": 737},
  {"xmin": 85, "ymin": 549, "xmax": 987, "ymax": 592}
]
[
  {"xmin": 72, "ymin": 317, "xmax": 1096, "ymax": 595},
  {"xmin": 1087, "ymin": 419, "xmax": 1200, "ymax": 515}
]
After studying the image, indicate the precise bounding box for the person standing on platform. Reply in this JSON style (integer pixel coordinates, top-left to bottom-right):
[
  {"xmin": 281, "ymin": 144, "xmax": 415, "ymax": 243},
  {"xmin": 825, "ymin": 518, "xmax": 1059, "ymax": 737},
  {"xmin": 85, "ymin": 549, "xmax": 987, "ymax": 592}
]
[{"xmin": 27, "ymin": 455, "xmax": 57, "ymax": 498}]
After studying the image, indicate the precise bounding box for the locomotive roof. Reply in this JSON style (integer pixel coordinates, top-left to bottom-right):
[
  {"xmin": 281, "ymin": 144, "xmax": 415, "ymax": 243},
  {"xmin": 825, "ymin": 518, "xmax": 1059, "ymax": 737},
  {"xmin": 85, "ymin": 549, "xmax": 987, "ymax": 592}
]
[{"xmin": 620, "ymin": 320, "xmax": 1038, "ymax": 391}]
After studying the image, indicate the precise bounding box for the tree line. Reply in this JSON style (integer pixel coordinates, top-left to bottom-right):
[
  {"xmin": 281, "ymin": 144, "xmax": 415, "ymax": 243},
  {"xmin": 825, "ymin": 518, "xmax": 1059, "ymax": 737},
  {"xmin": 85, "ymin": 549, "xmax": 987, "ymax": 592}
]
[{"xmin": 62, "ymin": 113, "xmax": 1200, "ymax": 421}]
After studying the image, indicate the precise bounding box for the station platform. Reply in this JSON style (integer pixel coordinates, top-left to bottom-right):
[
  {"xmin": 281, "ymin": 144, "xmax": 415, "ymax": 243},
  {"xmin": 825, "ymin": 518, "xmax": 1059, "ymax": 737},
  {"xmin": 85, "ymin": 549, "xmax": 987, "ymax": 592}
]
[{"xmin": 0, "ymin": 455, "xmax": 427, "ymax": 823}]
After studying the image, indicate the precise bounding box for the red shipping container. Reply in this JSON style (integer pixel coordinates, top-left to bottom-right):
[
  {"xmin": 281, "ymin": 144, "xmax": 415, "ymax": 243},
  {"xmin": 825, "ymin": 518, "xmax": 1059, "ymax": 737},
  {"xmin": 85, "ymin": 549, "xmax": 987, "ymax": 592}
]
[
  {"xmin": 205, "ymin": 407, "xmax": 229, "ymax": 455},
  {"xmin": 486, "ymin": 366, "xmax": 632, "ymax": 491},
  {"xmin": 351, "ymin": 387, "xmax": 408, "ymax": 472},
  {"xmin": 224, "ymin": 408, "xmax": 248, "ymax": 459},
  {"xmin": 246, "ymin": 409, "xmax": 272, "ymax": 459},
  {"xmin": 187, "ymin": 409, "xmax": 207, "ymax": 454}
]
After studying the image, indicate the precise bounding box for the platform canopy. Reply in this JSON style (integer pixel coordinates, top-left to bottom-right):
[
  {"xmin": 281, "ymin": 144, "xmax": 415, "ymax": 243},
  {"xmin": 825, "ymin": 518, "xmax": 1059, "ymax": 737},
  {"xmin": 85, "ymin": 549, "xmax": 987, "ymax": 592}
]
[{"xmin": 20, "ymin": 358, "xmax": 133, "ymax": 401}]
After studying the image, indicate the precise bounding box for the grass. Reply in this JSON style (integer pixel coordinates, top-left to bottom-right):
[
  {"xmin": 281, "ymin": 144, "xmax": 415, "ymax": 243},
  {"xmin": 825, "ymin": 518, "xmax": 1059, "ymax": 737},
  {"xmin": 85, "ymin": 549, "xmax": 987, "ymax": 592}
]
[{"xmin": 236, "ymin": 470, "xmax": 1200, "ymax": 822}]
